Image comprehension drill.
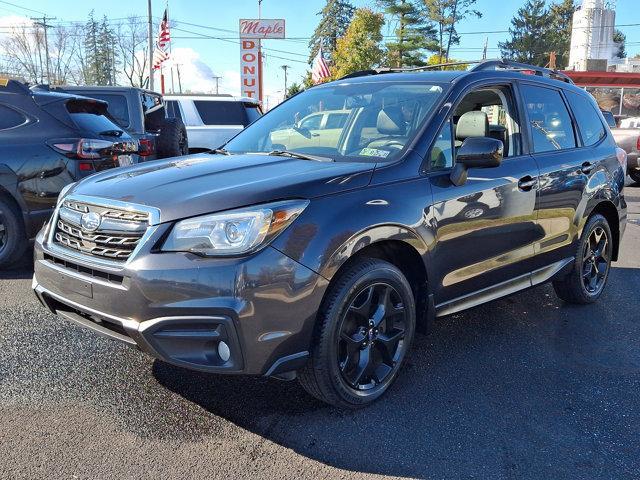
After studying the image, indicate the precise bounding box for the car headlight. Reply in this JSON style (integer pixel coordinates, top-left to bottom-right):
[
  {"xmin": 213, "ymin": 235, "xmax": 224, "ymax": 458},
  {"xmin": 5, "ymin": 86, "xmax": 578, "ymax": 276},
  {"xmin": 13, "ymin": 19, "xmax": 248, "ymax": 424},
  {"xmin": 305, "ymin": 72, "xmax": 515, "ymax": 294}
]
[
  {"xmin": 162, "ymin": 199, "xmax": 309, "ymax": 256},
  {"xmin": 57, "ymin": 182, "xmax": 77, "ymax": 205}
]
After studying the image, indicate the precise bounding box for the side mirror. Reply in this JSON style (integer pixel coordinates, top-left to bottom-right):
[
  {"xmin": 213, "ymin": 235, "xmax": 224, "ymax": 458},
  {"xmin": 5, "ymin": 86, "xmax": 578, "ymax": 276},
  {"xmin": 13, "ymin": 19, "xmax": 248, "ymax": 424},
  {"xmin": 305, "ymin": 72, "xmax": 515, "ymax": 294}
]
[{"xmin": 450, "ymin": 137, "xmax": 504, "ymax": 186}]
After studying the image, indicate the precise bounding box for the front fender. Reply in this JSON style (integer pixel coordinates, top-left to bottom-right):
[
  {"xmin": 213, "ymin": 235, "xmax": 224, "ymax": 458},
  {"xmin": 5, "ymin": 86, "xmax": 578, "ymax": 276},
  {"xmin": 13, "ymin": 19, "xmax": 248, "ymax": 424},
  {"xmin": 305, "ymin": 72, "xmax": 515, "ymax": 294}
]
[{"xmin": 271, "ymin": 178, "xmax": 434, "ymax": 281}]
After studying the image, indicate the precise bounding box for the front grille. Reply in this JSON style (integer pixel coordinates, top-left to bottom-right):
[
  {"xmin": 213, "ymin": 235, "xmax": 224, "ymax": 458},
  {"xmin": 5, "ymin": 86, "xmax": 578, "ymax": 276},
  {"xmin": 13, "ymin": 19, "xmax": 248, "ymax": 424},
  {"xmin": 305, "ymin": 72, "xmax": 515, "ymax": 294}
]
[{"xmin": 52, "ymin": 199, "xmax": 149, "ymax": 262}]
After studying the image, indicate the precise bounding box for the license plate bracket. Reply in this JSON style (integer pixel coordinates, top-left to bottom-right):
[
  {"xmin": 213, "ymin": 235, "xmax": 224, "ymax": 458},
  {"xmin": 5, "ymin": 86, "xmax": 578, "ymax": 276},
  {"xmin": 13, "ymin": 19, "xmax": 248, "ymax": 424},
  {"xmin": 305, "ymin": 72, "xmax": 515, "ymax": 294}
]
[{"xmin": 56, "ymin": 271, "xmax": 93, "ymax": 299}]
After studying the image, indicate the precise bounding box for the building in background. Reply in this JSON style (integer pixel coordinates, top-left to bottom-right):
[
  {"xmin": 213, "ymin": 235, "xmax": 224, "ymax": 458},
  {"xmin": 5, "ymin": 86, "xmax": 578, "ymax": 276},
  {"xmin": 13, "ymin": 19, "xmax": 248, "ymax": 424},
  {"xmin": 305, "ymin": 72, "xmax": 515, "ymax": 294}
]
[{"xmin": 568, "ymin": 0, "xmax": 618, "ymax": 71}]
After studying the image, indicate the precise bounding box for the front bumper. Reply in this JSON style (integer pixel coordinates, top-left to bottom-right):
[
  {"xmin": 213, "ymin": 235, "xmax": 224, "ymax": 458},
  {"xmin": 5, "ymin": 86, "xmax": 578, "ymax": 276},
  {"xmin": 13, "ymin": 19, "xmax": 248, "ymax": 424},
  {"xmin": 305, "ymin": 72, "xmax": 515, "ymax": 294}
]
[{"xmin": 33, "ymin": 223, "xmax": 327, "ymax": 376}]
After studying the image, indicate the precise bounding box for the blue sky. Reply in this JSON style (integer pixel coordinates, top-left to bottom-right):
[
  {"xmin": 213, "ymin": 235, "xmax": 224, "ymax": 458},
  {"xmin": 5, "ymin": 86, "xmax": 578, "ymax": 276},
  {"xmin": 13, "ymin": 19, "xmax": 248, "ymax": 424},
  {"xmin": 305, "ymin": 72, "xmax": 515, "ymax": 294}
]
[{"xmin": 2, "ymin": 0, "xmax": 639, "ymax": 106}]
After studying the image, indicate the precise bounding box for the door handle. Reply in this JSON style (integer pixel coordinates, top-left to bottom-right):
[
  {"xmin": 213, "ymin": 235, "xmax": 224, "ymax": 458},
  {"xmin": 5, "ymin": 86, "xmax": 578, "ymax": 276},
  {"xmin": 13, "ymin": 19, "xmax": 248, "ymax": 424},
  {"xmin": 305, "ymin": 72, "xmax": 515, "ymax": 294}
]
[
  {"xmin": 581, "ymin": 162, "xmax": 595, "ymax": 174},
  {"xmin": 518, "ymin": 176, "xmax": 537, "ymax": 191}
]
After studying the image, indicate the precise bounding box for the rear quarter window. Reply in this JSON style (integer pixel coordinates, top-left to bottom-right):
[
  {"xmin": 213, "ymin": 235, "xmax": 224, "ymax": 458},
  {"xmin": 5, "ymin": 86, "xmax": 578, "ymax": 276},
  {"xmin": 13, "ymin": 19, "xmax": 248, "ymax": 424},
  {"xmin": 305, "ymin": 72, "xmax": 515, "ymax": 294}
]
[
  {"xmin": 565, "ymin": 91, "xmax": 606, "ymax": 146},
  {"xmin": 194, "ymin": 100, "xmax": 247, "ymax": 126},
  {"xmin": 0, "ymin": 104, "xmax": 27, "ymax": 130}
]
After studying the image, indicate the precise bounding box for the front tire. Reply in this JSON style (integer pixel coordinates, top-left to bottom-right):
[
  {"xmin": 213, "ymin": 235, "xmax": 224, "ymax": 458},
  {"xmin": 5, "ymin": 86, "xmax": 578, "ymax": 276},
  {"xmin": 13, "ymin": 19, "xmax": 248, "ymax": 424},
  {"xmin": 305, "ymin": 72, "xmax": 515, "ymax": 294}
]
[
  {"xmin": 553, "ymin": 214, "xmax": 613, "ymax": 304},
  {"xmin": 298, "ymin": 258, "xmax": 416, "ymax": 408}
]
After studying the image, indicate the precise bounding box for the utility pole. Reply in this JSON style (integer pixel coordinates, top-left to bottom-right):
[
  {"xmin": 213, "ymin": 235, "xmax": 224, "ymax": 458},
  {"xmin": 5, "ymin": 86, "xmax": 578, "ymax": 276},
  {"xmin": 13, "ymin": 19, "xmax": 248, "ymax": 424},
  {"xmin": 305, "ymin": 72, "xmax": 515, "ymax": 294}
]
[
  {"xmin": 482, "ymin": 37, "xmax": 489, "ymax": 60},
  {"xmin": 147, "ymin": 0, "xmax": 154, "ymax": 90},
  {"xmin": 281, "ymin": 65, "xmax": 290, "ymax": 96},
  {"xmin": 31, "ymin": 16, "xmax": 56, "ymax": 84},
  {"xmin": 212, "ymin": 75, "xmax": 221, "ymax": 94}
]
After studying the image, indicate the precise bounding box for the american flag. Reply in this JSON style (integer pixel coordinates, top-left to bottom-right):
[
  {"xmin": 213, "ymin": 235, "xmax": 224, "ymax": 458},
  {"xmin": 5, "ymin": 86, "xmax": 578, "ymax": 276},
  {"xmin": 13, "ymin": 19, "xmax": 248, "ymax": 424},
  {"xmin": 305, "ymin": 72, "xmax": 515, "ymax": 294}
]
[
  {"xmin": 311, "ymin": 48, "xmax": 330, "ymax": 84},
  {"xmin": 153, "ymin": 9, "xmax": 170, "ymax": 70}
]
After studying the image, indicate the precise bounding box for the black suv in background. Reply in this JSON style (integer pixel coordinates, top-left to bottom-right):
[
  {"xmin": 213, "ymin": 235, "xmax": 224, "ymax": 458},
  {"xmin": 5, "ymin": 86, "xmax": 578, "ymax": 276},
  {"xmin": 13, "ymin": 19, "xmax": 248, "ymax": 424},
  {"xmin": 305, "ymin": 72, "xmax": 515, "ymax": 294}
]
[
  {"xmin": 0, "ymin": 79, "xmax": 136, "ymax": 267},
  {"xmin": 33, "ymin": 61, "xmax": 627, "ymax": 408},
  {"xmin": 50, "ymin": 85, "xmax": 188, "ymax": 160}
]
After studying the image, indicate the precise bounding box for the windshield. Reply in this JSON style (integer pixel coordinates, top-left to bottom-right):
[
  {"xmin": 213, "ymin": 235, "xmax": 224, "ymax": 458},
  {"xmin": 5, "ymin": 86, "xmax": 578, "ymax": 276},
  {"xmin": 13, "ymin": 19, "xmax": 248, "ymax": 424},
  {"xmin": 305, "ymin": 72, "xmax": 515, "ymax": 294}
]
[{"xmin": 225, "ymin": 81, "xmax": 446, "ymax": 162}]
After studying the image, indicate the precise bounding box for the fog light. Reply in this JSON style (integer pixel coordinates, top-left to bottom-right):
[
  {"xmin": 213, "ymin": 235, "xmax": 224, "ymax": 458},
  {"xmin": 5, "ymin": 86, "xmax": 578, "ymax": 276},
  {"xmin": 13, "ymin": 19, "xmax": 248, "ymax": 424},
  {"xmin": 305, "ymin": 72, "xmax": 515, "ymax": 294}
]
[{"xmin": 218, "ymin": 341, "xmax": 231, "ymax": 362}]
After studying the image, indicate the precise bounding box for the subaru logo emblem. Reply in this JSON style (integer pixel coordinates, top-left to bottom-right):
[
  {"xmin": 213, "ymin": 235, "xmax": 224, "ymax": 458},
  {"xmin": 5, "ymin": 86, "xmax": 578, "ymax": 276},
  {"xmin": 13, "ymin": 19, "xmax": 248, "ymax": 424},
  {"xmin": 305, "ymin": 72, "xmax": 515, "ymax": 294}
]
[{"xmin": 81, "ymin": 212, "xmax": 102, "ymax": 232}]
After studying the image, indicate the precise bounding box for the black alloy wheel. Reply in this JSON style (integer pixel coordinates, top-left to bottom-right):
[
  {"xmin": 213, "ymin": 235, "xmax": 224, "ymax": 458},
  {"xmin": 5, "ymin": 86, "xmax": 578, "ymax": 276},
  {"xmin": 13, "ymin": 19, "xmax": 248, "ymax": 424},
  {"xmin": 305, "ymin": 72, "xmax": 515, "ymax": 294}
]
[
  {"xmin": 553, "ymin": 213, "xmax": 613, "ymax": 304},
  {"xmin": 298, "ymin": 258, "xmax": 416, "ymax": 408},
  {"xmin": 338, "ymin": 283, "xmax": 408, "ymax": 391},
  {"xmin": 581, "ymin": 226, "xmax": 610, "ymax": 295}
]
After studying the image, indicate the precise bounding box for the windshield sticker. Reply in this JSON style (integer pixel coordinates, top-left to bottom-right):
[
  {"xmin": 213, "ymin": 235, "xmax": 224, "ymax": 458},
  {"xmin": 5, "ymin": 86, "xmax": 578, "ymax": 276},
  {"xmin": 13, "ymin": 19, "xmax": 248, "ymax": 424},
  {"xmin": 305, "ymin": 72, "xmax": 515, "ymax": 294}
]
[{"xmin": 360, "ymin": 148, "xmax": 390, "ymax": 158}]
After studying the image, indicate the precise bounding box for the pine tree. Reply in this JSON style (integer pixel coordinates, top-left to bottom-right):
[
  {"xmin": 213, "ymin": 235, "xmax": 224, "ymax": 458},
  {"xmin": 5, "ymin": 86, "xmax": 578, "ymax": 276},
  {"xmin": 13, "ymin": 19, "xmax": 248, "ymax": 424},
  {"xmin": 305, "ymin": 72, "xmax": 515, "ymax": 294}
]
[
  {"xmin": 83, "ymin": 10, "xmax": 100, "ymax": 84},
  {"xmin": 614, "ymin": 29, "xmax": 626, "ymax": 59},
  {"xmin": 547, "ymin": 0, "xmax": 575, "ymax": 69},
  {"xmin": 98, "ymin": 16, "xmax": 117, "ymax": 85},
  {"xmin": 424, "ymin": 0, "xmax": 482, "ymax": 62},
  {"xmin": 499, "ymin": 0, "xmax": 550, "ymax": 67},
  {"xmin": 332, "ymin": 8, "xmax": 385, "ymax": 79},
  {"xmin": 308, "ymin": 0, "xmax": 355, "ymax": 64},
  {"xmin": 378, "ymin": 0, "xmax": 438, "ymax": 67}
]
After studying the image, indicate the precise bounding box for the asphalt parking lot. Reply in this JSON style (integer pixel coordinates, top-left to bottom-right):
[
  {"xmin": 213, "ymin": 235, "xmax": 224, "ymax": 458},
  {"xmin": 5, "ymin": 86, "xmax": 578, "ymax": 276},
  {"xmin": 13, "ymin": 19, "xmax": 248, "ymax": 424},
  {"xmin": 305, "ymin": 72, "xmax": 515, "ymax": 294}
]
[{"xmin": 1, "ymin": 182, "xmax": 639, "ymax": 480}]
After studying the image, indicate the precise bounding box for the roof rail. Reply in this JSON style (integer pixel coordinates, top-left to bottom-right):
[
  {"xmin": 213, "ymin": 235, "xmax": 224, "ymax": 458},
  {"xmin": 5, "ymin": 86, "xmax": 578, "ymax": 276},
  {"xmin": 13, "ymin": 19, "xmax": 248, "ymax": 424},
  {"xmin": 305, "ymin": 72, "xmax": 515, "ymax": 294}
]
[
  {"xmin": 472, "ymin": 59, "xmax": 574, "ymax": 84},
  {"xmin": 0, "ymin": 78, "xmax": 31, "ymax": 94},
  {"xmin": 339, "ymin": 58, "xmax": 574, "ymax": 84}
]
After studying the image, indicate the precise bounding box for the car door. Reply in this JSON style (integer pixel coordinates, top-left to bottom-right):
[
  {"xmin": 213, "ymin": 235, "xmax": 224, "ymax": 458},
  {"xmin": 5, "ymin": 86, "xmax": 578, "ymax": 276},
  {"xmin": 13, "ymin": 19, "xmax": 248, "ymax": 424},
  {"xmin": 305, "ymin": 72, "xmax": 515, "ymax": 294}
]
[
  {"xmin": 518, "ymin": 83, "xmax": 599, "ymax": 268},
  {"xmin": 426, "ymin": 83, "xmax": 542, "ymax": 310}
]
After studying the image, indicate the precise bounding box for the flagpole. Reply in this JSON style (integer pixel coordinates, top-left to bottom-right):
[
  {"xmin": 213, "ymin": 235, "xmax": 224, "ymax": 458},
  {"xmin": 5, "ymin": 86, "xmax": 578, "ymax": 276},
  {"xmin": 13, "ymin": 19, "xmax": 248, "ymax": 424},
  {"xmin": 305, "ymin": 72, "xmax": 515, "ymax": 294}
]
[
  {"xmin": 147, "ymin": 0, "xmax": 154, "ymax": 90},
  {"xmin": 167, "ymin": 1, "xmax": 174, "ymax": 93}
]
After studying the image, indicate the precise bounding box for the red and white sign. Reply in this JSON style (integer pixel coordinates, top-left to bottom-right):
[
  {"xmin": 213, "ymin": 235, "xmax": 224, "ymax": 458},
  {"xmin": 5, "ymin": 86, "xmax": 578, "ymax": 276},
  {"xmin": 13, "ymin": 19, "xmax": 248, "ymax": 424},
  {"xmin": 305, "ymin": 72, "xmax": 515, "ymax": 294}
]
[
  {"xmin": 239, "ymin": 19, "xmax": 285, "ymax": 39},
  {"xmin": 240, "ymin": 38, "xmax": 260, "ymax": 99}
]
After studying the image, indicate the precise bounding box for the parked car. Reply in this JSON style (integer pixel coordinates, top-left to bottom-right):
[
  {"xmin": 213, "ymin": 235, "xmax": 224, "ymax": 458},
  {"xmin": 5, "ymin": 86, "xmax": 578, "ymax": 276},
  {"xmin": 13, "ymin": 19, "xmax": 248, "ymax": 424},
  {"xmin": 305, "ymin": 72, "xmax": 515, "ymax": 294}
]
[
  {"xmin": 163, "ymin": 94, "xmax": 261, "ymax": 152},
  {"xmin": 0, "ymin": 79, "xmax": 137, "ymax": 267},
  {"xmin": 50, "ymin": 85, "xmax": 188, "ymax": 160},
  {"xmin": 271, "ymin": 109, "xmax": 350, "ymax": 150},
  {"xmin": 33, "ymin": 60, "xmax": 627, "ymax": 408},
  {"xmin": 601, "ymin": 110, "xmax": 640, "ymax": 182}
]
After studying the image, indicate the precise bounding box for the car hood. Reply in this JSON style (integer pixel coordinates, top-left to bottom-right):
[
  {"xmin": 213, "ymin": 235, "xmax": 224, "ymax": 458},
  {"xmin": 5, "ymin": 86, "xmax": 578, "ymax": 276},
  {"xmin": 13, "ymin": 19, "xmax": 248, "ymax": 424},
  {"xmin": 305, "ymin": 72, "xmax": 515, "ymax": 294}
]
[{"xmin": 70, "ymin": 153, "xmax": 375, "ymax": 223}]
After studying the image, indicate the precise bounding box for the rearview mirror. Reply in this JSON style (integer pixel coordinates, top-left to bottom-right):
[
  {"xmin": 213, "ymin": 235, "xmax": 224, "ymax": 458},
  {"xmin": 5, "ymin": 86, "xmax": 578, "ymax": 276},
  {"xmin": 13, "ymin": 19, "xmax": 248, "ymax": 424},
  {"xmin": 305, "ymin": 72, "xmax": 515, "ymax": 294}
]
[{"xmin": 450, "ymin": 137, "xmax": 503, "ymax": 186}]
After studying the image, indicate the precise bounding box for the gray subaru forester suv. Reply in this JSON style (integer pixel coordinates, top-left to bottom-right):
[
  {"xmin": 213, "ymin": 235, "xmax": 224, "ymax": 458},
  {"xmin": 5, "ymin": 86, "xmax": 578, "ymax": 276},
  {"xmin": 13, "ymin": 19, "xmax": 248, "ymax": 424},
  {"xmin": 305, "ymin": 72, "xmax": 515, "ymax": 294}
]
[{"xmin": 33, "ymin": 60, "xmax": 627, "ymax": 408}]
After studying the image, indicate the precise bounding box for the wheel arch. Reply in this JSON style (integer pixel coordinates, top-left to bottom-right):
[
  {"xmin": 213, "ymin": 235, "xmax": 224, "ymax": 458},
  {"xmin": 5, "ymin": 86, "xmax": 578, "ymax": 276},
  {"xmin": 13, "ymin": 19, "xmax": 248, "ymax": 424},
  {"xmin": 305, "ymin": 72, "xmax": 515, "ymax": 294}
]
[
  {"xmin": 323, "ymin": 236, "xmax": 431, "ymax": 334},
  {"xmin": 587, "ymin": 200, "xmax": 620, "ymax": 261}
]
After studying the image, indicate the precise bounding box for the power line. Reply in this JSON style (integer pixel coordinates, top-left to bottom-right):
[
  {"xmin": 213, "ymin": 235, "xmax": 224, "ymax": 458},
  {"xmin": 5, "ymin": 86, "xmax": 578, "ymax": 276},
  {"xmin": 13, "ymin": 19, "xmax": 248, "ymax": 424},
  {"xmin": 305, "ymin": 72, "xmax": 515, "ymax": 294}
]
[{"xmin": 0, "ymin": 0, "xmax": 48, "ymax": 15}]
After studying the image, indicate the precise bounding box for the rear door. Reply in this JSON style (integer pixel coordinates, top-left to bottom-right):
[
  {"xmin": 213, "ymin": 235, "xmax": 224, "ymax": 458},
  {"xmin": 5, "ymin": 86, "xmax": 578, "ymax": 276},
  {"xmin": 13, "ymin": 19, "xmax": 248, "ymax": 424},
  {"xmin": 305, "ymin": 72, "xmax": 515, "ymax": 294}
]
[{"xmin": 519, "ymin": 83, "xmax": 604, "ymax": 268}]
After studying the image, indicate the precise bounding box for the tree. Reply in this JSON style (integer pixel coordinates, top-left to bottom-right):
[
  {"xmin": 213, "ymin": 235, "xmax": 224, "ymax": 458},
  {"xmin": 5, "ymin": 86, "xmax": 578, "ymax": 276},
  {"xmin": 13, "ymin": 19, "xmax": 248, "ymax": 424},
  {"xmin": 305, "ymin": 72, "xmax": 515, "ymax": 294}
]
[
  {"xmin": 426, "ymin": 53, "xmax": 467, "ymax": 70},
  {"xmin": 378, "ymin": 0, "xmax": 438, "ymax": 67},
  {"xmin": 424, "ymin": 0, "xmax": 482, "ymax": 62},
  {"xmin": 308, "ymin": 0, "xmax": 355, "ymax": 64},
  {"xmin": 332, "ymin": 8, "xmax": 385, "ymax": 79},
  {"xmin": 286, "ymin": 82, "xmax": 303, "ymax": 98},
  {"xmin": 116, "ymin": 16, "xmax": 150, "ymax": 87},
  {"xmin": 547, "ymin": 0, "xmax": 575, "ymax": 69},
  {"xmin": 614, "ymin": 29, "xmax": 626, "ymax": 59},
  {"xmin": 83, "ymin": 11, "xmax": 117, "ymax": 85},
  {"xmin": 499, "ymin": 0, "xmax": 550, "ymax": 67}
]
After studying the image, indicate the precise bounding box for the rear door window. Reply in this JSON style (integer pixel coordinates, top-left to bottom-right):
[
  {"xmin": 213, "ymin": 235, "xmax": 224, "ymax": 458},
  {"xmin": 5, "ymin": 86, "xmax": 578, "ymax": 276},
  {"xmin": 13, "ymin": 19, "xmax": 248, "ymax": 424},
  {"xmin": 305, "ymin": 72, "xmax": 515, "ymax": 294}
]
[
  {"xmin": 565, "ymin": 91, "xmax": 606, "ymax": 146},
  {"xmin": 194, "ymin": 100, "xmax": 247, "ymax": 126},
  {"xmin": 520, "ymin": 84, "xmax": 576, "ymax": 153},
  {"xmin": 326, "ymin": 113, "xmax": 348, "ymax": 129},
  {"xmin": 79, "ymin": 93, "xmax": 129, "ymax": 128},
  {"xmin": 0, "ymin": 104, "xmax": 27, "ymax": 130}
]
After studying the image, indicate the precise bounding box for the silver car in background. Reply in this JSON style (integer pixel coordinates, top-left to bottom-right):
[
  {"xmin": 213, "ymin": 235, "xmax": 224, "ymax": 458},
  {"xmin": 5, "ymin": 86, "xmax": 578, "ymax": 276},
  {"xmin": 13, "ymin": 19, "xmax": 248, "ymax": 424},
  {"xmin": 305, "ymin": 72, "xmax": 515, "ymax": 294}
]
[
  {"xmin": 602, "ymin": 110, "xmax": 640, "ymax": 183},
  {"xmin": 164, "ymin": 94, "xmax": 262, "ymax": 153}
]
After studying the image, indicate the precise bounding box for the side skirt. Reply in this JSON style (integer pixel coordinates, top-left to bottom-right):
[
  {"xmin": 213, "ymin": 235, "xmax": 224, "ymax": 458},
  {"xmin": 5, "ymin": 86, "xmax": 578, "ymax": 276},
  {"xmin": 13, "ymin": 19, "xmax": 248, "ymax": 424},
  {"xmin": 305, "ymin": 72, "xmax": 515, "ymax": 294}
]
[{"xmin": 435, "ymin": 257, "xmax": 574, "ymax": 317}]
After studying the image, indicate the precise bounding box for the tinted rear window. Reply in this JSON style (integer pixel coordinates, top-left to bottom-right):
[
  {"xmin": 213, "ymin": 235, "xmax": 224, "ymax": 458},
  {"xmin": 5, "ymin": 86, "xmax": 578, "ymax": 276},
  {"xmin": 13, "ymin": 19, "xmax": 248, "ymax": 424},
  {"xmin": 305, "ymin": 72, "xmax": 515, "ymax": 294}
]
[
  {"xmin": 165, "ymin": 100, "xmax": 183, "ymax": 120},
  {"xmin": 244, "ymin": 104, "xmax": 261, "ymax": 123},
  {"xmin": 78, "ymin": 93, "xmax": 130, "ymax": 127},
  {"xmin": 0, "ymin": 104, "xmax": 27, "ymax": 130},
  {"xmin": 66, "ymin": 100, "xmax": 123, "ymax": 134},
  {"xmin": 601, "ymin": 110, "xmax": 617, "ymax": 128},
  {"xmin": 194, "ymin": 100, "xmax": 247, "ymax": 126}
]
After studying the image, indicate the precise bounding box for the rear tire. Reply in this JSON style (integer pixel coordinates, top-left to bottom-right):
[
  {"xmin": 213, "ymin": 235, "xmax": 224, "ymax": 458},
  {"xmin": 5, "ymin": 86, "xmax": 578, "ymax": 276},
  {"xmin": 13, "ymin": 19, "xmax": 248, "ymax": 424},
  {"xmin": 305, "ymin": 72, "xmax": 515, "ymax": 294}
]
[
  {"xmin": 553, "ymin": 214, "xmax": 613, "ymax": 304},
  {"xmin": 0, "ymin": 198, "xmax": 26, "ymax": 268},
  {"xmin": 298, "ymin": 258, "xmax": 416, "ymax": 408},
  {"xmin": 629, "ymin": 170, "xmax": 640, "ymax": 184},
  {"xmin": 156, "ymin": 117, "xmax": 188, "ymax": 158}
]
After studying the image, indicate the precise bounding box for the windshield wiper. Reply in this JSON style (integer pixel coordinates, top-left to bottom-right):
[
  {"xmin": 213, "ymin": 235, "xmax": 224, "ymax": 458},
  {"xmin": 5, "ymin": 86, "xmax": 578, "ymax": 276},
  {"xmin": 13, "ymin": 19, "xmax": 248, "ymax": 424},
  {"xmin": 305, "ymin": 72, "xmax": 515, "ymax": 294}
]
[
  {"xmin": 100, "ymin": 129, "xmax": 123, "ymax": 137},
  {"xmin": 208, "ymin": 148, "xmax": 231, "ymax": 155},
  {"xmin": 267, "ymin": 150, "xmax": 333, "ymax": 162}
]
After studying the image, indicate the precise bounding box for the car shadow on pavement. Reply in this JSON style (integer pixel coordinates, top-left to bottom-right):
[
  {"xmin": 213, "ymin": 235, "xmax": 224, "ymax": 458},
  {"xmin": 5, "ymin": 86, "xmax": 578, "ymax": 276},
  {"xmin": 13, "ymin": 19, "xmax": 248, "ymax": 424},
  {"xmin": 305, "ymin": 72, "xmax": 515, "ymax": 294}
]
[{"xmin": 154, "ymin": 267, "xmax": 640, "ymax": 479}]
